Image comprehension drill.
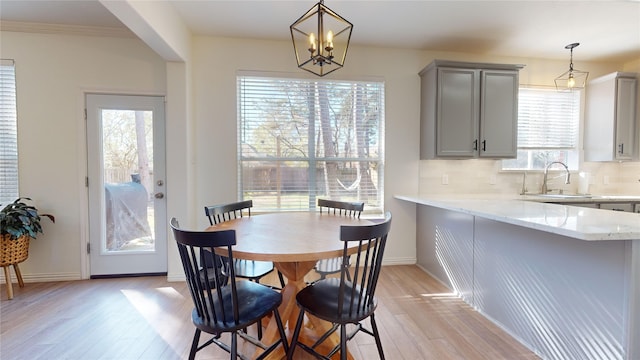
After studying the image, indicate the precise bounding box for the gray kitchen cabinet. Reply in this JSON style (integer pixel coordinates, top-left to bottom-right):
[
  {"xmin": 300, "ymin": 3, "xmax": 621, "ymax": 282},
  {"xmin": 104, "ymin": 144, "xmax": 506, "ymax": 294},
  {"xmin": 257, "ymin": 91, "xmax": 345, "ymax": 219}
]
[
  {"xmin": 585, "ymin": 72, "xmax": 638, "ymax": 161},
  {"xmin": 420, "ymin": 60, "xmax": 524, "ymax": 159},
  {"xmin": 599, "ymin": 203, "xmax": 634, "ymax": 212}
]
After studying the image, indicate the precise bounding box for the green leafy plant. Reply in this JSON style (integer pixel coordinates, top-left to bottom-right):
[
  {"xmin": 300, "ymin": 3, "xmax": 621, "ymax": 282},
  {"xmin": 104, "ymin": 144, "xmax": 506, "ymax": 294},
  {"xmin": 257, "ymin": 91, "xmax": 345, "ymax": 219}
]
[{"xmin": 0, "ymin": 198, "xmax": 55, "ymax": 240}]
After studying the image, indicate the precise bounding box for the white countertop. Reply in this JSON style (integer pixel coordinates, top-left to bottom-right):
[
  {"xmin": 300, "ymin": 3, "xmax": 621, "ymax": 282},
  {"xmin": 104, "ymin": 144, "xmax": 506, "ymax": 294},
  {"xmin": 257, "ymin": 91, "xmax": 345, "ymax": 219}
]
[
  {"xmin": 395, "ymin": 194, "xmax": 640, "ymax": 241},
  {"xmin": 522, "ymin": 193, "xmax": 640, "ymax": 203}
]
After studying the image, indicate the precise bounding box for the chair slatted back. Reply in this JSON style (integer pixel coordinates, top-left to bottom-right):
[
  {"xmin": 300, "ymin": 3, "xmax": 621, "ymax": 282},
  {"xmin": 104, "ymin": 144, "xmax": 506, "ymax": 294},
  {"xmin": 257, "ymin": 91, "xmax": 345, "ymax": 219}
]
[
  {"xmin": 338, "ymin": 212, "xmax": 391, "ymax": 316},
  {"xmin": 203, "ymin": 200, "xmax": 253, "ymax": 270},
  {"xmin": 170, "ymin": 218, "xmax": 239, "ymax": 325},
  {"xmin": 318, "ymin": 199, "xmax": 364, "ymax": 218},
  {"xmin": 205, "ymin": 200, "xmax": 253, "ymax": 226}
]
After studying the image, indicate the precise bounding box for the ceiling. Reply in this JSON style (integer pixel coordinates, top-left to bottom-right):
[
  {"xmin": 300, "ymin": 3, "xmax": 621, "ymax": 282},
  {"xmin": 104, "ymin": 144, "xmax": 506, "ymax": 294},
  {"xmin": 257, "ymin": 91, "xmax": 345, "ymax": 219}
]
[{"xmin": 1, "ymin": 0, "xmax": 639, "ymax": 63}]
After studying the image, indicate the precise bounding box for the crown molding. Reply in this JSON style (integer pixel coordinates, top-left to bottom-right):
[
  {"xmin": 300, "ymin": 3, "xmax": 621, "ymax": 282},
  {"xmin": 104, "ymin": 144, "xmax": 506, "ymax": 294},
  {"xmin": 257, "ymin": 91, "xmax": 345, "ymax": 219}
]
[{"xmin": 0, "ymin": 21, "xmax": 135, "ymax": 38}]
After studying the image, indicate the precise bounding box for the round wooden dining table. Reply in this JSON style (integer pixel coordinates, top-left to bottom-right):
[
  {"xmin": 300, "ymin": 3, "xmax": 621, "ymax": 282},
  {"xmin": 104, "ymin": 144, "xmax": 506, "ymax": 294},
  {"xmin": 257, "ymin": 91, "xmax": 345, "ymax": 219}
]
[{"xmin": 209, "ymin": 211, "xmax": 372, "ymax": 360}]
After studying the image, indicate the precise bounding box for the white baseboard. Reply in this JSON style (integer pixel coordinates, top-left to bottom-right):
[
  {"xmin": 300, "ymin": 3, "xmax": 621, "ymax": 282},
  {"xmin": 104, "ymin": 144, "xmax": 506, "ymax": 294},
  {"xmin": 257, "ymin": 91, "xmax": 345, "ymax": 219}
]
[
  {"xmin": 167, "ymin": 272, "xmax": 185, "ymax": 282},
  {"xmin": 0, "ymin": 272, "xmax": 82, "ymax": 284},
  {"xmin": 381, "ymin": 256, "xmax": 416, "ymax": 266},
  {"xmin": 0, "ymin": 256, "xmax": 416, "ymax": 285}
]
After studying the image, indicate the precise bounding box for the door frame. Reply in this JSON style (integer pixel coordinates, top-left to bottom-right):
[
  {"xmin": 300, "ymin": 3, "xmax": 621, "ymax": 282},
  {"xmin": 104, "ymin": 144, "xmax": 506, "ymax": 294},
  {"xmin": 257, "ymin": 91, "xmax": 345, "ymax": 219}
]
[{"xmin": 80, "ymin": 91, "xmax": 167, "ymax": 279}]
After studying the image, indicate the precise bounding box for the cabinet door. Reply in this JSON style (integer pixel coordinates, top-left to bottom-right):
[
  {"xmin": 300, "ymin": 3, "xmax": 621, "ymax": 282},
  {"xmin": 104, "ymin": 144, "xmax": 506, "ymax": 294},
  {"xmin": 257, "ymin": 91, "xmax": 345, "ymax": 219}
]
[
  {"xmin": 599, "ymin": 203, "xmax": 633, "ymax": 212},
  {"xmin": 585, "ymin": 72, "xmax": 638, "ymax": 161},
  {"xmin": 615, "ymin": 77, "xmax": 637, "ymax": 160},
  {"xmin": 480, "ymin": 70, "xmax": 519, "ymax": 158},
  {"xmin": 436, "ymin": 67, "xmax": 479, "ymax": 157}
]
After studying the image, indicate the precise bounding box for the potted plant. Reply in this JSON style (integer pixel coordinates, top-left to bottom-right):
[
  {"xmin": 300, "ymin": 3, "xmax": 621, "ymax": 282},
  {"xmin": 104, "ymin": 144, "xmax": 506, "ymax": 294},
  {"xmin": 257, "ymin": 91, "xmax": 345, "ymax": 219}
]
[{"xmin": 0, "ymin": 197, "xmax": 54, "ymax": 299}]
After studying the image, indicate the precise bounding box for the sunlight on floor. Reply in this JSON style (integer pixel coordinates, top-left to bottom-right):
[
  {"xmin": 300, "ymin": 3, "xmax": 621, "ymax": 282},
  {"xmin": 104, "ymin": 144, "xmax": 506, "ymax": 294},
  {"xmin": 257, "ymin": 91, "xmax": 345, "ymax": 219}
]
[
  {"xmin": 420, "ymin": 292, "xmax": 457, "ymax": 298},
  {"xmin": 121, "ymin": 286, "xmax": 187, "ymax": 354}
]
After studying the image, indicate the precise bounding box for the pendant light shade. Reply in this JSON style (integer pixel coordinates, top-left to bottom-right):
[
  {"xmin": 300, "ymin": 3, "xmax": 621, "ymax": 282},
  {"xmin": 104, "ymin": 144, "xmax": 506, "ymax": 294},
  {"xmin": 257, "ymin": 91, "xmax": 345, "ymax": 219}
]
[
  {"xmin": 555, "ymin": 43, "xmax": 589, "ymax": 91},
  {"xmin": 290, "ymin": 0, "xmax": 353, "ymax": 77}
]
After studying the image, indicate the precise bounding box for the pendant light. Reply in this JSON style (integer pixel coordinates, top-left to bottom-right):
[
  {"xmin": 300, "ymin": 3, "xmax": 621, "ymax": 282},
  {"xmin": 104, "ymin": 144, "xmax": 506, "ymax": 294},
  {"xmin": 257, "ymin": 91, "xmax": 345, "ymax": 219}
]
[
  {"xmin": 555, "ymin": 43, "xmax": 589, "ymax": 91},
  {"xmin": 290, "ymin": 0, "xmax": 353, "ymax": 77}
]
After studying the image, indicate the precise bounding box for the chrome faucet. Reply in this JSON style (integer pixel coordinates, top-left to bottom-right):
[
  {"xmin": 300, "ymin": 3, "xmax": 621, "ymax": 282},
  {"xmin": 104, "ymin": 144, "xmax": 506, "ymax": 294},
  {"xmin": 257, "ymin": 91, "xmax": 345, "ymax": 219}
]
[{"xmin": 541, "ymin": 161, "xmax": 571, "ymax": 194}]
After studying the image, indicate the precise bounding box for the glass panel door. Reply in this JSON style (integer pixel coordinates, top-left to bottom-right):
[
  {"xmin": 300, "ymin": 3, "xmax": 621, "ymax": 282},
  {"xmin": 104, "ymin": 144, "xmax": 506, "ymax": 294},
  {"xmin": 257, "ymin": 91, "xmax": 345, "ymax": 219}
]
[{"xmin": 86, "ymin": 94, "xmax": 166, "ymax": 276}]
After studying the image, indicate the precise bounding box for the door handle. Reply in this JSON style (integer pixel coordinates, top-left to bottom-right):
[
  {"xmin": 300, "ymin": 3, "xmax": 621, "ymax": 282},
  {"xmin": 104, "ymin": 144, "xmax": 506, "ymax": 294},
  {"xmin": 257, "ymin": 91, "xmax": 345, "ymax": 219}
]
[{"xmin": 154, "ymin": 192, "xmax": 164, "ymax": 199}]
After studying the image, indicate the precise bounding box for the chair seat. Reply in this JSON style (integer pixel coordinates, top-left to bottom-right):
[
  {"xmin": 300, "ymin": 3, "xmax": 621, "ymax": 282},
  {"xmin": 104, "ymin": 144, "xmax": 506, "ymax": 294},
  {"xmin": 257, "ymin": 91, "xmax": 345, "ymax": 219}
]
[
  {"xmin": 296, "ymin": 278, "xmax": 377, "ymax": 324},
  {"xmin": 192, "ymin": 280, "xmax": 282, "ymax": 333},
  {"xmin": 234, "ymin": 259, "xmax": 274, "ymax": 280}
]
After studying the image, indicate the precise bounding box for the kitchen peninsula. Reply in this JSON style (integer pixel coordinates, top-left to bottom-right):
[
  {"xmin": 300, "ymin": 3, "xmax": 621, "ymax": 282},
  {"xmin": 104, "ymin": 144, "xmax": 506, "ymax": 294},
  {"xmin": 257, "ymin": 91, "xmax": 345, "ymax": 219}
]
[{"xmin": 396, "ymin": 194, "xmax": 640, "ymax": 360}]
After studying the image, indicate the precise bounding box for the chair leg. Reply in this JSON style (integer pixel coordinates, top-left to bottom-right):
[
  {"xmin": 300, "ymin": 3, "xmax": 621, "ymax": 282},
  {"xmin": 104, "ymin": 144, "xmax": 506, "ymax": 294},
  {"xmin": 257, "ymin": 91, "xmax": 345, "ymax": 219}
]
[
  {"xmin": 3, "ymin": 266, "xmax": 13, "ymax": 300},
  {"xmin": 249, "ymin": 277, "xmax": 264, "ymax": 340},
  {"xmin": 231, "ymin": 332, "xmax": 238, "ymax": 359},
  {"xmin": 273, "ymin": 308, "xmax": 289, "ymax": 353},
  {"xmin": 257, "ymin": 318, "xmax": 263, "ymax": 340},
  {"xmin": 188, "ymin": 329, "xmax": 201, "ymax": 360},
  {"xmin": 277, "ymin": 270, "xmax": 285, "ymax": 288},
  {"xmin": 370, "ymin": 314, "xmax": 385, "ymax": 360},
  {"xmin": 287, "ymin": 309, "xmax": 305, "ymax": 359},
  {"xmin": 13, "ymin": 263, "xmax": 24, "ymax": 288},
  {"xmin": 340, "ymin": 324, "xmax": 347, "ymax": 360}
]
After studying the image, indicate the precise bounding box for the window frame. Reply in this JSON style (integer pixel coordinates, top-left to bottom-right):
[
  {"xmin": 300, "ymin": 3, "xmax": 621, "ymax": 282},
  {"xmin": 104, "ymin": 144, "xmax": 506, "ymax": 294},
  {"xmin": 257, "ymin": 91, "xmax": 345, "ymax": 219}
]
[
  {"xmin": 502, "ymin": 85, "xmax": 582, "ymax": 171},
  {"xmin": 237, "ymin": 73, "xmax": 385, "ymax": 213}
]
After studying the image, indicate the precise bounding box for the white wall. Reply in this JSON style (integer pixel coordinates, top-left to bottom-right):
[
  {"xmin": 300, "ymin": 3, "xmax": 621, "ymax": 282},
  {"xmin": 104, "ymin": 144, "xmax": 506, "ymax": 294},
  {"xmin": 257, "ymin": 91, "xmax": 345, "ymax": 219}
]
[{"xmin": 1, "ymin": 31, "xmax": 167, "ymax": 281}]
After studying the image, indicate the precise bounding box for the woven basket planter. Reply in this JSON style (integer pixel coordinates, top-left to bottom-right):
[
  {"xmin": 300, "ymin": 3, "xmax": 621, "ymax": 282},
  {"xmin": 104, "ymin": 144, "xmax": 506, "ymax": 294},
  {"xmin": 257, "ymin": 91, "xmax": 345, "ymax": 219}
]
[{"xmin": 1, "ymin": 234, "xmax": 30, "ymax": 267}]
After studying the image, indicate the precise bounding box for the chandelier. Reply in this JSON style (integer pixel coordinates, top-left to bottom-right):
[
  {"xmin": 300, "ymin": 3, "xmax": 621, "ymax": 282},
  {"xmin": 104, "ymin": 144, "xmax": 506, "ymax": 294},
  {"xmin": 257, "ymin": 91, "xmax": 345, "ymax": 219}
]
[
  {"xmin": 555, "ymin": 43, "xmax": 589, "ymax": 91},
  {"xmin": 290, "ymin": 0, "xmax": 353, "ymax": 77}
]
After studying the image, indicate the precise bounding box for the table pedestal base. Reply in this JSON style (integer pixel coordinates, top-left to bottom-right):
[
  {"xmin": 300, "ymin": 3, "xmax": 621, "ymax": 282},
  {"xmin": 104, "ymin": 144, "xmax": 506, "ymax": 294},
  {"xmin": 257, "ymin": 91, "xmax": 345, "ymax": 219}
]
[{"xmin": 257, "ymin": 261, "xmax": 354, "ymax": 360}]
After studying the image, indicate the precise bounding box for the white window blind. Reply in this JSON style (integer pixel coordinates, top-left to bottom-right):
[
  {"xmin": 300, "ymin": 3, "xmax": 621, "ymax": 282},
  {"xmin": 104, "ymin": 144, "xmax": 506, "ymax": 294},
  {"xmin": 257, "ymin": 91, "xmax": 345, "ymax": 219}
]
[
  {"xmin": 503, "ymin": 87, "xmax": 581, "ymax": 170},
  {"xmin": 238, "ymin": 75, "xmax": 385, "ymax": 212},
  {"xmin": 517, "ymin": 88, "xmax": 580, "ymax": 149},
  {"xmin": 0, "ymin": 59, "xmax": 18, "ymax": 205}
]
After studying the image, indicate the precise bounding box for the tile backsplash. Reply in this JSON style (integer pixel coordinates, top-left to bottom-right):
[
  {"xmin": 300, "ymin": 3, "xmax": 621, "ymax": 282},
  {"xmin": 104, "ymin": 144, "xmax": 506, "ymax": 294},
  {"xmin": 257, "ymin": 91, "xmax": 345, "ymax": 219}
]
[{"xmin": 419, "ymin": 159, "xmax": 640, "ymax": 196}]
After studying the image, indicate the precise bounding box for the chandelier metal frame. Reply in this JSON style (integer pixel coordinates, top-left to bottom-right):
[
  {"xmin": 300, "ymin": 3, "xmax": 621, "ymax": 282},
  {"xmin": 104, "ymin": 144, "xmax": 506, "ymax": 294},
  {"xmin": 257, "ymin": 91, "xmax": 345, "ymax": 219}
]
[
  {"xmin": 555, "ymin": 42, "xmax": 589, "ymax": 91},
  {"xmin": 290, "ymin": 0, "xmax": 353, "ymax": 77}
]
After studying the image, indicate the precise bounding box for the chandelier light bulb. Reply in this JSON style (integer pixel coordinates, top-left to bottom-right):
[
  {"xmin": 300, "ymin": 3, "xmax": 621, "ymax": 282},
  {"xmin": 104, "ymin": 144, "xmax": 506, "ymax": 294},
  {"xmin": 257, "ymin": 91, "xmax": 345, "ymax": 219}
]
[
  {"xmin": 325, "ymin": 30, "xmax": 334, "ymax": 56},
  {"xmin": 567, "ymin": 73, "xmax": 576, "ymax": 88},
  {"xmin": 309, "ymin": 33, "xmax": 316, "ymax": 50}
]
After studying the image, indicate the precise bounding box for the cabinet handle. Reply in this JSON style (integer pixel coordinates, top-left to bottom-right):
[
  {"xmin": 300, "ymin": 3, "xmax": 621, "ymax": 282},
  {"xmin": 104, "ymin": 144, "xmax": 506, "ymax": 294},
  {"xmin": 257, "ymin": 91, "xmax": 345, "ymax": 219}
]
[
  {"xmin": 473, "ymin": 139, "xmax": 478, "ymax": 151},
  {"xmin": 618, "ymin": 143, "xmax": 624, "ymax": 154},
  {"xmin": 482, "ymin": 140, "xmax": 486, "ymax": 152}
]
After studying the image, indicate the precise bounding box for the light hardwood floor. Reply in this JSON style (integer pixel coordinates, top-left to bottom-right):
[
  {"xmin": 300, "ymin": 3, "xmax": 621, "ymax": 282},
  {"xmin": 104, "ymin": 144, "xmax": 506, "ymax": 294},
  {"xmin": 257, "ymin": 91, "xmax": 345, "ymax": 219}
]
[{"xmin": 1, "ymin": 265, "xmax": 539, "ymax": 360}]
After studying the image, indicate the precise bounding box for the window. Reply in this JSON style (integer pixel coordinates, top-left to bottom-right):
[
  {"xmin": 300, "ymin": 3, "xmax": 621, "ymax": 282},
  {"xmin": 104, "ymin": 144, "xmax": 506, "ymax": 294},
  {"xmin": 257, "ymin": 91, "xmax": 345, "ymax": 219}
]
[
  {"xmin": 237, "ymin": 74, "xmax": 385, "ymax": 212},
  {"xmin": 502, "ymin": 87, "xmax": 580, "ymax": 170},
  {"xmin": 0, "ymin": 59, "xmax": 18, "ymax": 205}
]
